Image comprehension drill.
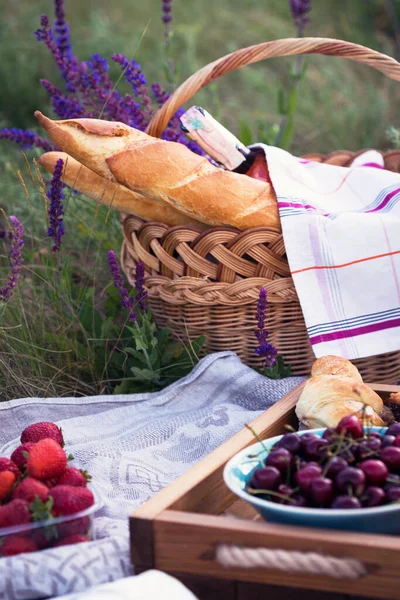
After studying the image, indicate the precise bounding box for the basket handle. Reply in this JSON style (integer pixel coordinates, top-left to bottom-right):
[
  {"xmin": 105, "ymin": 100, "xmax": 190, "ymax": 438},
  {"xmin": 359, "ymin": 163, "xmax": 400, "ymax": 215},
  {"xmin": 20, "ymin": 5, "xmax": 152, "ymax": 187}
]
[{"xmin": 146, "ymin": 37, "xmax": 400, "ymax": 138}]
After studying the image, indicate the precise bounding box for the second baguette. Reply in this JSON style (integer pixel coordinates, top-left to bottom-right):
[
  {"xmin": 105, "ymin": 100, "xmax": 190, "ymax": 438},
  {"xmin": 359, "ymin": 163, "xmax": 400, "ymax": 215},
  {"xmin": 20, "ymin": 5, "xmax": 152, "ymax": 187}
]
[{"xmin": 39, "ymin": 152, "xmax": 206, "ymax": 228}]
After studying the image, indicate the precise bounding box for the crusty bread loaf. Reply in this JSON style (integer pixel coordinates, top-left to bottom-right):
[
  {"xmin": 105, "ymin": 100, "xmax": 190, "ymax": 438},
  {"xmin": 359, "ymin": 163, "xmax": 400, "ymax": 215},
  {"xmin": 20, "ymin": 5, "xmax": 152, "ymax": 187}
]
[
  {"xmin": 39, "ymin": 152, "xmax": 206, "ymax": 228},
  {"xmin": 296, "ymin": 356, "xmax": 385, "ymax": 428},
  {"xmin": 34, "ymin": 112, "xmax": 280, "ymax": 230},
  {"xmin": 311, "ymin": 355, "xmax": 363, "ymax": 382},
  {"xmin": 35, "ymin": 111, "xmax": 151, "ymax": 181}
]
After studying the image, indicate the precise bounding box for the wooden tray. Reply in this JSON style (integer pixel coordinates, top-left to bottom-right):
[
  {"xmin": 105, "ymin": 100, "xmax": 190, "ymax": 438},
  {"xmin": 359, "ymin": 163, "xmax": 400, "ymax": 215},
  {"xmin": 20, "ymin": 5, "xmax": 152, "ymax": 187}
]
[{"xmin": 130, "ymin": 382, "xmax": 400, "ymax": 600}]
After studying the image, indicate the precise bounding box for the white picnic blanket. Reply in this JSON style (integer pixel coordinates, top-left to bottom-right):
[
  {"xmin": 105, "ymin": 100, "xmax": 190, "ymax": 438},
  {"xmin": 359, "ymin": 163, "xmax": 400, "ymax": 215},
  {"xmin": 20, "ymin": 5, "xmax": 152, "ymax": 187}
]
[
  {"xmin": 0, "ymin": 352, "xmax": 303, "ymax": 600},
  {"xmin": 255, "ymin": 144, "xmax": 400, "ymax": 360}
]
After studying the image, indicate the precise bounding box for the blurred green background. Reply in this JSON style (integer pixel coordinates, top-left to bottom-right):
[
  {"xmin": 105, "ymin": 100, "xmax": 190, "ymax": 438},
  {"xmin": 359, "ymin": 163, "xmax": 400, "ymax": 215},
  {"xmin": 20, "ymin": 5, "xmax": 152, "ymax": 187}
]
[{"xmin": 1, "ymin": 0, "xmax": 399, "ymax": 151}]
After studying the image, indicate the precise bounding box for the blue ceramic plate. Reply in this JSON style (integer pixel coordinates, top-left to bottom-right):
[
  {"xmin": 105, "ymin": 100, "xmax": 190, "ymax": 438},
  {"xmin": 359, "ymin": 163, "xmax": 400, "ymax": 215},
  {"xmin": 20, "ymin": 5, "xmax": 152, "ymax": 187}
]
[{"xmin": 223, "ymin": 427, "xmax": 400, "ymax": 534}]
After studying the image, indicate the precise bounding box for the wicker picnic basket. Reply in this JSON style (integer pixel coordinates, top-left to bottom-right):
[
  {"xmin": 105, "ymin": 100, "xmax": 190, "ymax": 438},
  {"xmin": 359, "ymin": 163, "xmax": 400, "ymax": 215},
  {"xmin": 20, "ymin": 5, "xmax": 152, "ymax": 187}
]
[{"xmin": 121, "ymin": 38, "xmax": 400, "ymax": 382}]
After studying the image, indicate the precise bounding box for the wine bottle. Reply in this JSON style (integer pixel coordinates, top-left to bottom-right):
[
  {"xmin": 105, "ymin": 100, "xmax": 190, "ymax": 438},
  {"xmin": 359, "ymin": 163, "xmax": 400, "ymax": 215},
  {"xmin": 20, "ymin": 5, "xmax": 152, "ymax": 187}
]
[{"xmin": 180, "ymin": 106, "xmax": 270, "ymax": 181}]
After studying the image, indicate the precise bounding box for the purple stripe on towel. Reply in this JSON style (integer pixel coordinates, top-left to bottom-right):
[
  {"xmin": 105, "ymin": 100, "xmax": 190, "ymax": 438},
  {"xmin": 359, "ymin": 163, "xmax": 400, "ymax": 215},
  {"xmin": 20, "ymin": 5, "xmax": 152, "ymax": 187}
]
[
  {"xmin": 366, "ymin": 188, "xmax": 400, "ymax": 213},
  {"xmin": 310, "ymin": 318, "xmax": 400, "ymax": 345}
]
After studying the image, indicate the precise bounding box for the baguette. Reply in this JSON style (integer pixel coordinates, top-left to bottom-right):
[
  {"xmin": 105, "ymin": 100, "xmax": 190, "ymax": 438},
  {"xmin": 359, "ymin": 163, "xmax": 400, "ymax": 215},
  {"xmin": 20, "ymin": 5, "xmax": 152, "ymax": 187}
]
[
  {"xmin": 39, "ymin": 152, "xmax": 206, "ymax": 228},
  {"xmin": 34, "ymin": 112, "xmax": 280, "ymax": 230}
]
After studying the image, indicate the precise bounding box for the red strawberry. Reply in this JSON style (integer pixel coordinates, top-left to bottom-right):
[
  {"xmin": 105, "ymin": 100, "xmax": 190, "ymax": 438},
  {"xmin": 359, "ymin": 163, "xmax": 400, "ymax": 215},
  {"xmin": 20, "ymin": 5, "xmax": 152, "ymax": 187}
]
[
  {"xmin": 12, "ymin": 477, "xmax": 49, "ymax": 503},
  {"xmin": 0, "ymin": 471, "xmax": 17, "ymax": 502},
  {"xmin": 21, "ymin": 422, "xmax": 64, "ymax": 447},
  {"xmin": 43, "ymin": 477, "xmax": 60, "ymax": 488},
  {"xmin": 49, "ymin": 485, "xmax": 94, "ymax": 517},
  {"xmin": 0, "ymin": 536, "xmax": 38, "ymax": 557},
  {"xmin": 54, "ymin": 534, "xmax": 89, "ymax": 547},
  {"xmin": 27, "ymin": 439, "xmax": 67, "ymax": 481},
  {"xmin": 57, "ymin": 516, "xmax": 90, "ymax": 538},
  {"xmin": 0, "ymin": 499, "xmax": 31, "ymax": 528},
  {"xmin": 58, "ymin": 468, "xmax": 90, "ymax": 488},
  {"xmin": 11, "ymin": 443, "xmax": 35, "ymax": 471},
  {"xmin": 0, "ymin": 457, "xmax": 20, "ymax": 478}
]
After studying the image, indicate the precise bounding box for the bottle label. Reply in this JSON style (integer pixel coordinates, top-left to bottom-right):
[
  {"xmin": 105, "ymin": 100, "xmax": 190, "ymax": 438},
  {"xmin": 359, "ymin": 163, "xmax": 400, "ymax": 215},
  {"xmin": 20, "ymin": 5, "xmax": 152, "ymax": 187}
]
[{"xmin": 180, "ymin": 106, "xmax": 249, "ymax": 170}]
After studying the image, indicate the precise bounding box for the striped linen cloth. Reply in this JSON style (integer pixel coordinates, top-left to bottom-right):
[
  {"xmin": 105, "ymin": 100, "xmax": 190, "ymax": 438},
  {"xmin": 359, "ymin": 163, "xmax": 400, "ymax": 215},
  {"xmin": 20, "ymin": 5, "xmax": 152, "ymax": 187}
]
[{"xmin": 254, "ymin": 145, "xmax": 400, "ymax": 360}]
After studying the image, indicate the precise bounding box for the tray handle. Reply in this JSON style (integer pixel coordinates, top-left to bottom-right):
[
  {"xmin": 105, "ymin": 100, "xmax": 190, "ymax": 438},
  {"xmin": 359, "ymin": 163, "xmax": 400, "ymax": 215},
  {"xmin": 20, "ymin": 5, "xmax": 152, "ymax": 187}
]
[
  {"xmin": 146, "ymin": 37, "xmax": 400, "ymax": 138},
  {"xmin": 216, "ymin": 544, "xmax": 368, "ymax": 579}
]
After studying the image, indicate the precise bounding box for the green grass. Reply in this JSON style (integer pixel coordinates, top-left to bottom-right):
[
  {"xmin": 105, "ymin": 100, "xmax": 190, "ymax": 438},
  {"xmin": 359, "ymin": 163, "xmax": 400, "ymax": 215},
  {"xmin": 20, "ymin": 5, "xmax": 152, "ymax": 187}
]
[{"xmin": 0, "ymin": 0, "xmax": 399, "ymax": 400}]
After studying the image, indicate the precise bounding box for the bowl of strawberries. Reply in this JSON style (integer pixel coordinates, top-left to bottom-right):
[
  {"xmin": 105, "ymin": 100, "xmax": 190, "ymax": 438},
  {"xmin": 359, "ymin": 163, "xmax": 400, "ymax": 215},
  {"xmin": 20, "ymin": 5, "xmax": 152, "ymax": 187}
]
[{"xmin": 0, "ymin": 422, "xmax": 102, "ymax": 557}]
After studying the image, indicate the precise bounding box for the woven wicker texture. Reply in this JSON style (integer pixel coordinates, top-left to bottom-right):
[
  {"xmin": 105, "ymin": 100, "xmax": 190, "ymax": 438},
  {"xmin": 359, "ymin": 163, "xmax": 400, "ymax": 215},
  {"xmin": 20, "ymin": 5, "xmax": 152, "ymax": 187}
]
[{"xmin": 121, "ymin": 38, "xmax": 400, "ymax": 382}]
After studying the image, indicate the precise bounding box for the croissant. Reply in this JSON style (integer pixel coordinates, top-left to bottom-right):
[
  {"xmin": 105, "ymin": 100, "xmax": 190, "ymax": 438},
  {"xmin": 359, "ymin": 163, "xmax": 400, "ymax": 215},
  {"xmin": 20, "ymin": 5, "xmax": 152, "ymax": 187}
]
[
  {"xmin": 295, "ymin": 355, "xmax": 386, "ymax": 428},
  {"xmin": 39, "ymin": 152, "xmax": 206, "ymax": 228},
  {"xmin": 34, "ymin": 112, "xmax": 280, "ymax": 231}
]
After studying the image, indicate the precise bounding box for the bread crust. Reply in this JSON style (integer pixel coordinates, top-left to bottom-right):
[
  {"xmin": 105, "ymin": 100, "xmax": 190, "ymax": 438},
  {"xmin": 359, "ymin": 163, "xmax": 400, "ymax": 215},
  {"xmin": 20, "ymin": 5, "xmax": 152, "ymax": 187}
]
[
  {"xmin": 106, "ymin": 139, "xmax": 280, "ymax": 229},
  {"xmin": 35, "ymin": 113, "xmax": 280, "ymax": 230},
  {"xmin": 296, "ymin": 355, "xmax": 385, "ymax": 428},
  {"xmin": 34, "ymin": 111, "xmax": 151, "ymax": 181},
  {"xmin": 39, "ymin": 151, "xmax": 206, "ymax": 228}
]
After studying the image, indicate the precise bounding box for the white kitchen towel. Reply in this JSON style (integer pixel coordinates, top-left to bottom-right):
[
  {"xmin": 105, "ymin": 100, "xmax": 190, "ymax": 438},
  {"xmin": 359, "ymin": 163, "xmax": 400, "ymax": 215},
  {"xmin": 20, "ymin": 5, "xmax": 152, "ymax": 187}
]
[
  {"xmin": 255, "ymin": 144, "xmax": 400, "ymax": 360},
  {"xmin": 0, "ymin": 352, "xmax": 303, "ymax": 600},
  {"xmin": 57, "ymin": 571, "xmax": 198, "ymax": 600}
]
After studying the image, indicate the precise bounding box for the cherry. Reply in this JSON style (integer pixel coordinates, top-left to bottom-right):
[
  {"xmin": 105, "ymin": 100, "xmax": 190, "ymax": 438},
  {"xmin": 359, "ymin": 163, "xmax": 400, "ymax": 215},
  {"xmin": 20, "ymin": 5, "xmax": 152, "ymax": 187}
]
[
  {"xmin": 363, "ymin": 486, "xmax": 386, "ymax": 507},
  {"xmin": 387, "ymin": 423, "xmax": 400, "ymax": 437},
  {"xmin": 380, "ymin": 447, "xmax": 400, "ymax": 471},
  {"xmin": 310, "ymin": 477, "xmax": 334, "ymax": 506},
  {"xmin": 359, "ymin": 460, "xmax": 388, "ymax": 485},
  {"xmin": 322, "ymin": 428, "xmax": 336, "ymax": 442},
  {"xmin": 331, "ymin": 495, "xmax": 362, "ymax": 509},
  {"xmin": 382, "ymin": 435, "xmax": 396, "ymax": 448},
  {"xmin": 250, "ymin": 467, "xmax": 281, "ymax": 491},
  {"xmin": 336, "ymin": 415, "xmax": 364, "ymax": 439},
  {"xmin": 277, "ymin": 484, "xmax": 295, "ymax": 504},
  {"xmin": 386, "ymin": 487, "xmax": 400, "ymax": 503},
  {"xmin": 357, "ymin": 438, "xmax": 381, "ymax": 460},
  {"xmin": 295, "ymin": 464, "xmax": 322, "ymax": 495},
  {"xmin": 300, "ymin": 433, "xmax": 320, "ymax": 448},
  {"xmin": 275, "ymin": 433, "xmax": 301, "ymax": 454},
  {"xmin": 303, "ymin": 438, "xmax": 330, "ymax": 461},
  {"xmin": 336, "ymin": 467, "xmax": 365, "ymax": 496},
  {"xmin": 265, "ymin": 448, "xmax": 293, "ymax": 475},
  {"xmin": 393, "ymin": 436, "xmax": 400, "ymax": 448},
  {"xmin": 325, "ymin": 456, "xmax": 348, "ymax": 479}
]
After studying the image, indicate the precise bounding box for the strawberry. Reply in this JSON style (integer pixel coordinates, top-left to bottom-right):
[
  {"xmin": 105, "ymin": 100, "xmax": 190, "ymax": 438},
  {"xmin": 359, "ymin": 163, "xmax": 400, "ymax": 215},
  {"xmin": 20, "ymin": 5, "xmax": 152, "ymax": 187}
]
[
  {"xmin": 57, "ymin": 515, "xmax": 90, "ymax": 539},
  {"xmin": 0, "ymin": 499, "xmax": 31, "ymax": 528},
  {"xmin": 0, "ymin": 536, "xmax": 38, "ymax": 557},
  {"xmin": 12, "ymin": 477, "xmax": 49, "ymax": 503},
  {"xmin": 21, "ymin": 422, "xmax": 64, "ymax": 447},
  {"xmin": 11, "ymin": 443, "xmax": 35, "ymax": 471},
  {"xmin": 0, "ymin": 471, "xmax": 17, "ymax": 502},
  {"xmin": 49, "ymin": 485, "xmax": 94, "ymax": 517},
  {"xmin": 58, "ymin": 468, "xmax": 90, "ymax": 488},
  {"xmin": 43, "ymin": 477, "xmax": 60, "ymax": 488},
  {"xmin": 0, "ymin": 457, "xmax": 20, "ymax": 478},
  {"xmin": 54, "ymin": 534, "xmax": 89, "ymax": 547},
  {"xmin": 27, "ymin": 439, "xmax": 67, "ymax": 481}
]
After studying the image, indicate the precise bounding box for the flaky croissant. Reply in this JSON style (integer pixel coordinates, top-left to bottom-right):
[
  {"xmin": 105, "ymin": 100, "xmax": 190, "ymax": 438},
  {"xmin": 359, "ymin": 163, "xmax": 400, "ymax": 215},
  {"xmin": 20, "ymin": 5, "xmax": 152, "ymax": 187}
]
[
  {"xmin": 295, "ymin": 355, "xmax": 386, "ymax": 428},
  {"xmin": 39, "ymin": 152, "xmax": 206, "ymax": 228},
  {"xmin": 34, "ymin": 111, "xmax": 280, "ymax": 231}
]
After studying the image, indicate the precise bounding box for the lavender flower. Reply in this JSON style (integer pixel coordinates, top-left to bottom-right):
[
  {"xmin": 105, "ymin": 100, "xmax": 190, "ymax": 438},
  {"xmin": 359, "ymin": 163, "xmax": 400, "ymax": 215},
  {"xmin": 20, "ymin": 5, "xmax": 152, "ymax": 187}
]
[
  {"xmin": 254, "ymin": 288, "xmax": 278, "ymax": 369},
  {"xmin": 0, "ymin": 128, "xmax": 55, "ymax": 151},
  {"xmin": 54, "ymin": 0, "xmax": 72, "ymax": 59},
  {"xmin": 162, "ymin": 0, "xmax": 173, "ymax": 47},
  {"xmin": 134, "ymin": 262, "xmax": 148, "ymax": 313},
  {"xmin": 108, "ymin": 250, "xmax": 137, "ymax": 322},
  {"xmin": 0, "ymin": 217, "xmax": 24, "ymax": 303},
  {"xmin": 47, "ymin": 158, "xmax": 65, "ymax": 252},
  {"xmin": 290, "ymin": 0, "xmax": 312, "ymax": 35}
]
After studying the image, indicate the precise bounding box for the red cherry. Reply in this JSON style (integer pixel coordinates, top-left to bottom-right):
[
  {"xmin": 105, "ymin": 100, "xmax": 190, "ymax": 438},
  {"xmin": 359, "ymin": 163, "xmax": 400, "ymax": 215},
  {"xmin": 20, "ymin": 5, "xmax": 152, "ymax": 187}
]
[
  {"xmin": 359, "ymin": 460, "xmax": 388, "ymax": 485},
  {"xmin": 336, "ymin": 415, "xmax": 363, "ymax": 439}
]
